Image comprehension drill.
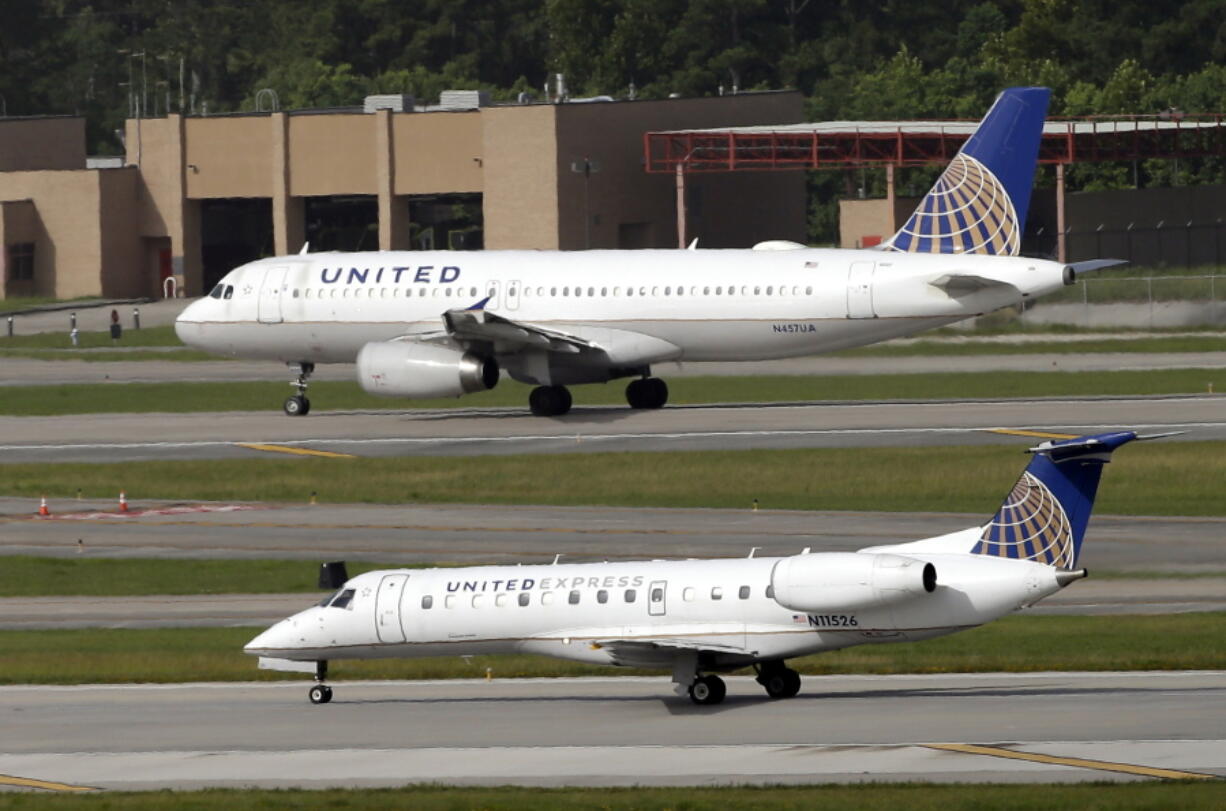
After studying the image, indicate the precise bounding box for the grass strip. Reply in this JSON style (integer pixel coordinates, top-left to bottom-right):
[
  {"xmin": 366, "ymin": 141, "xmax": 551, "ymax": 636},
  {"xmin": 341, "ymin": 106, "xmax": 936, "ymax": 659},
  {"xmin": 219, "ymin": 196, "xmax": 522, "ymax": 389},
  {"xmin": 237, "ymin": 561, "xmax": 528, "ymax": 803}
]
[
  {"xmin": 3, "ymin": 442, "xmax": 1225, "ymax": 516},
  {"xmin": 837, "ymin": 334, "xmax": 1226, "ymax": 357},
  {"xmin": 2, "ymin": 783, "xmax": 1223, "ymax": 809},
  {"xmin": 0, "ymin": 557, "xmax": 402, "ymax": 597},
  {"xmin": 0, "ymin": 347, "xmax": 223, "ymax": 362},
  {"xmin": 1, "ymin": 614, "xmax": 1222, "ymax": 685},
  {"xmin": 0, "ymin": 325, "xmax": 183, "ymax": 348},
  {"xmin": 1, "ymin": 368, "xmax": 1224, "ymax": 415}
]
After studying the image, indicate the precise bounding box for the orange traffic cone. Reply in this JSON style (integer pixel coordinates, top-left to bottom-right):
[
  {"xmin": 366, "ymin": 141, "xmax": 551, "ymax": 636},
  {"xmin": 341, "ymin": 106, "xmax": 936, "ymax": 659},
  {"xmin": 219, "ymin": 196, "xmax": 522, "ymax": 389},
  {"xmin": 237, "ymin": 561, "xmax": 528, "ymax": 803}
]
[
  {"xmin": 118, "ymin": 491, "xmax": 129, "ymax": 513},
  {"xmin": 38, "ymin": 496, "xmax": 50, "ymax": 517}
]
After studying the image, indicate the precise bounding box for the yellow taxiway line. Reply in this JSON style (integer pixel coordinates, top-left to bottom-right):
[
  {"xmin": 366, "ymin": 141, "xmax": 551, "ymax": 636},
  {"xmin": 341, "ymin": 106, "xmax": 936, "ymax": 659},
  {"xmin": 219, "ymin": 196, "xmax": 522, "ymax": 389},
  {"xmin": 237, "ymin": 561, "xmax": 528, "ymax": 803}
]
[
  {"xmin": 0, "ymin": 773, "xmax": 96, "ymax": 792},
  {"xmin": 985, "ymin": 428, "xmax": 1080, "ymax": 440},
  {"xmin": 927, "ymin": 743, "xmax": 1218, "ymax": 781},
  {"xmin": 235, "ymin": 443, "xmax": 356, "ymax": 459}
]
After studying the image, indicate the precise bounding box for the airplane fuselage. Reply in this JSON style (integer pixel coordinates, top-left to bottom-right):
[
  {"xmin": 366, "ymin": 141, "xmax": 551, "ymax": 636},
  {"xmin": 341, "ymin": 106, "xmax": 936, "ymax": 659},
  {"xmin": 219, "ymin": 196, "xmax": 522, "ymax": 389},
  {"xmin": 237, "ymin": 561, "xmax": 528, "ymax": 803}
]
[{"xmin": 176, "ymin": 247, "xmax": 1067, "ymax": 366}]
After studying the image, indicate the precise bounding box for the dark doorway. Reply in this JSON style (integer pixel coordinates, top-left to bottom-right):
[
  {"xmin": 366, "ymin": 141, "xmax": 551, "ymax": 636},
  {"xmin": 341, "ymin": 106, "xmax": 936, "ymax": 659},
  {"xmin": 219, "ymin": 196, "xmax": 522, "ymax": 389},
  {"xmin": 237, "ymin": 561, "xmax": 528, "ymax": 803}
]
[
  {"xmin": 201, "ymin": 198, "xmax": 273, "ymax": 290},
  {"xmin": 304, "ymin": 196, "xmax": 378, "ymax": 252},
  {"xmin": 409, "ymin": 194, "xmax": 483, "ymax": 250}
]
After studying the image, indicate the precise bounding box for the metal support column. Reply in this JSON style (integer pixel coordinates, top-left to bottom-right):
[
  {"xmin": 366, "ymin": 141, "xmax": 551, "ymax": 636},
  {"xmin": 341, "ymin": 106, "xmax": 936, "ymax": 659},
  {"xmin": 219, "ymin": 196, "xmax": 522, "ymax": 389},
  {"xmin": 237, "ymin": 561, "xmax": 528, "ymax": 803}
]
[
  {"xmin": 1056, "ymin": 162, "xmax": 1067, "ymax": 263},
  {"xmin": 675, "ymin": 163, "xmax": 687, "ymax": 249}
]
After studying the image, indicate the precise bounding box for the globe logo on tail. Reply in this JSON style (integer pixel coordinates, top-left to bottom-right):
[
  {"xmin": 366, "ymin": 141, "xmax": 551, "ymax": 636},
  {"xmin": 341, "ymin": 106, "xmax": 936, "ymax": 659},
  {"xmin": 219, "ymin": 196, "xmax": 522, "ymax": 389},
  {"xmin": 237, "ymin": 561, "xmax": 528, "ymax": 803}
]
[
  {"xmin": 972, "ymin": 471, "xmax": 1074, "ymax": 567},
  {"xmin": 884, "ymin": 154, "xmax": 1021, "ymax": 256}
]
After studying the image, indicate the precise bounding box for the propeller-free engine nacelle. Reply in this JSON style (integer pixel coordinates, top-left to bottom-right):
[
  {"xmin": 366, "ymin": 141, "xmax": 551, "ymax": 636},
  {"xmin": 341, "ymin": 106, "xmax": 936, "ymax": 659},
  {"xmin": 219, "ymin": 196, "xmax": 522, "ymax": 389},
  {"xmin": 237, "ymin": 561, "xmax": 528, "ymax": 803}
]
[
  {"xmin": 770, "ymin": 552, "xmax": 937, "ymax": 614},
  {"xmin": 357, "ymin": 341, "xmax": 499, "ymax": 399}
]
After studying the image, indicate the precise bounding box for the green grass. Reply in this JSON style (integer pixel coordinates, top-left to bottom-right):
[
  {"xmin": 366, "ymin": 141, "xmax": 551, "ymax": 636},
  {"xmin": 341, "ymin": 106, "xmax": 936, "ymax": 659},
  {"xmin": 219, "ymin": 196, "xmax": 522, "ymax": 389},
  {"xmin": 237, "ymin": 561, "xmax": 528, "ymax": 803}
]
[
  {"xmin": 0, "ymin": 295, "xmax": 106, "ymax": 313},
  {"xmin": 2, "ymin": 368, "xmax": 1224, "ymax": 416},
  {"xmin": 3, "ymin": 784, "xmax": 1224, "ymax": 809},
  {"xmin": 3, "ymin": 441, "xmax": 1225, "ymax": 516},
  {"xmin": 0, "ymin": 324, "xmax": 183, "ymax": 348},
  {"xmin": 1, "ymin": 614, "xmax": 1222, "ymax": 685},
  {"xmin": 4, "ymin": 784, "xmax": 1224, "ymax": 809},
  {"xmin": 837, "ymin": 334, "xmax": 1226, "ymax": 357},
  {"xmin": 0, "ymin": 557, "xmax": 406, "ymax": 597}
]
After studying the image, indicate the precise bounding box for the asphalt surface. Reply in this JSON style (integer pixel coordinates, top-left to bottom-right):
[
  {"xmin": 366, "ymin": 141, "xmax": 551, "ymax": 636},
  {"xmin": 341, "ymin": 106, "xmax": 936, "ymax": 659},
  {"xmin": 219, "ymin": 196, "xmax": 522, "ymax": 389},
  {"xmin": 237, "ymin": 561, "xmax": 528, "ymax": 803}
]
[
  {"xmin": 2, "ymin": 394, "xmax": 1224, "ymax": 463},
  {"xmin": 2, "ymin": 673, "xmax": 1223, "ymax": 790}
]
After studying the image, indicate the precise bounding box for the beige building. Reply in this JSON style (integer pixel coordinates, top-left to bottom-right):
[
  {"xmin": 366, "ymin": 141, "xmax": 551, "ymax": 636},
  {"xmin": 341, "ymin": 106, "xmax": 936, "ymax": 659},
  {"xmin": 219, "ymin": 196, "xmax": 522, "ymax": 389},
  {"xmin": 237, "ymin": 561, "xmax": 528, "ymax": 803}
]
[{"xmin": 1, "ymin": 91, "xmax": 805, "ymax": 300}]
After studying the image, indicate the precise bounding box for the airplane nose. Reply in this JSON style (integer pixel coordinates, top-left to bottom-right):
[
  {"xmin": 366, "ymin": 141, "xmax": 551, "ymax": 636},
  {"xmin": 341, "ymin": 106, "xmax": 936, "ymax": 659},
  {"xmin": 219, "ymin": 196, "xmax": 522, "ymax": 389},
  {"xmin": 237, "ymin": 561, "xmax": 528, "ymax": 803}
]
[{"xmin": 244, "ymin": 619, "xmax": 295, "ymax": 655}]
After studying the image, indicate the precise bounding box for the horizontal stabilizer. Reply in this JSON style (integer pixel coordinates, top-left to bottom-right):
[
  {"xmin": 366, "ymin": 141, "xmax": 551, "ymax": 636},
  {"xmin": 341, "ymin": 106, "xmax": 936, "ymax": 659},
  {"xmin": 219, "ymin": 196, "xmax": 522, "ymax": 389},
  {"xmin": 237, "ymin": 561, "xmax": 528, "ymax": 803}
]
[{"xmin": 1066, "ymin": 259, "xmax": 1129, "ymax": 274}]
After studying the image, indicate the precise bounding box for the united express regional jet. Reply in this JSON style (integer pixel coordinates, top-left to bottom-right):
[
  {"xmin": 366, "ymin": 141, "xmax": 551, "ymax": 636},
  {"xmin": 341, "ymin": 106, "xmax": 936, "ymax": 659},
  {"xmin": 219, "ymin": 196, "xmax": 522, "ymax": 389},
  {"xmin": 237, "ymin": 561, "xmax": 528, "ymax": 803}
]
[
  {"xmin": 246, "ymin": 430, "xmax": 1151, "ymax": 705},
  {"xmin": 177, "ymin": 87, "xmax": 1117, "ymax": 417}
]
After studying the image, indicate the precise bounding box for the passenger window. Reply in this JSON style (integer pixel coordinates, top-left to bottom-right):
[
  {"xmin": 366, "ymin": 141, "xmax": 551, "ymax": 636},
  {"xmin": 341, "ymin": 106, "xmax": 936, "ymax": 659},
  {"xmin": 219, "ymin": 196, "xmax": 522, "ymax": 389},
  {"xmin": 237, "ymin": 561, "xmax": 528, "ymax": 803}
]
[
  {"xmin": 639, "ymin": 287, "xmax": 647, "ymax": 296},
  {"xmin": 754, "ymin": 286, "xmax": 761, "ymax": 295},
  {"xmin": 329, "ymin": 589, "xmax": 355, "ymax": 610},
  {"xmin": 597, "ymin": 589, "xmax": 608, "ymax": 604},
  {"xmin": 508, "ymin": 287, "xmax": 516, "ymax": 297},
  {"xmin": 496, "ymin": 593, "xmax": 508, "ymax": 607},
  {"xmin": 445, "ymin": 594, "xmax": 456, "ymax": 608},
  {"xmin": 766, "ymin": 586, "xmax": 774, "ymax": 599},
  {"xmin": 292, "ymin": 289, "xmax": 299, "ymax": 298},
  {"xmin": 626, "ymin": 287, "xmax": 633, "ymax": 297},
  {"xmin": 563, "ymin": 287, "xmax": 570, "ymax": 296},
  {"xmin": 601, "ymin": 287, "xmax": 607, "ymax": 297},
  {"xmin": 421, "ymin": 595, "xmax": 433, "ymax": 609},
  {"xmin": 446, "ymin": 288, "xmax": 452, "ymax": 297},
  {"xmin": 703, "ymin": 287, "xmax": 710, "ymax": 295},
  {"xmin": 739, "ymin": 586, "xmax": 750, "ymax": 600},
  {"xmin": 587, "ymin": 287, "xmax": 595, "ymax": 296},
  {"xmin": 711, "ymin": 587, "xmax": 723, "ymax": 601},
  {"xmin": 715, "ymin": 286, "xmax": 722, "ymax": 295},
  {"xmin": 683, "ymin": 587, "xmax": 695, "ymax": 602},
  {"xmin": 551, "ymin": 287, "xmax": 557, "ymax": 296},
  {"xmin": 766, "ymin": 286, "xmax": 773, "ymax": 295},
  {"xmin": 304, "ymin": 289, "xmax": 312, "ymax": 299},
  {"xmin": 542, "ymin": 592, "xmax": 556, "ymax": 606},
  {"xmin": 471, "ymin": 594, "xmax": 483, "ymax": 608},
  {"xmin": 805, "ymin": 286, "xmax": 813, "ymax": 295},
  {"xmin": 624, "ymin": 589, "xmax": 636, "ymax": 603},
  {"xmin": 568, "ymin": 590, "xmax": 580, "ymax": 605},
  {"xmin": 574, "ymin": 287, "xmax": 581, "ymax": 298},
  {"xmin": 518, "ymin": 592, "xmax": 530, "ymax": 607},
  {"xmin": 651, "ymin": 587, "xmax": 664, "ymax": 602},
  {"xmin": 664, "ymin": 286, "xmax": 670, "ymax": 295}
]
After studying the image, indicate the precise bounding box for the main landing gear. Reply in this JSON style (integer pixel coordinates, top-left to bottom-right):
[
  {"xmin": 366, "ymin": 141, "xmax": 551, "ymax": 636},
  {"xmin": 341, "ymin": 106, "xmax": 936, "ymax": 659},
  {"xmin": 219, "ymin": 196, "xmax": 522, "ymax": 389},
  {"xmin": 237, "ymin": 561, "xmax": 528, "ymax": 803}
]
[
  {"xmin": 687, "ymin": 674, "xmax": 727, "ymax": 706},
  {"xmin": 755, "ymin": 661, "xmax": 802, "ymax": 699},
  {"xmin": 626, "ymin": 377, "xmax": 667, "ymax": 410},
  {"xmin": 308, "ymin": 660, "xmax": 333, "ymax": 704},
  {"xmin": 529, "ymin": 385, "xmax": 573, "ymax": 417},
  {"xmin": 284, "ymin": 362, "xmax": 315, "ymax": 417}
]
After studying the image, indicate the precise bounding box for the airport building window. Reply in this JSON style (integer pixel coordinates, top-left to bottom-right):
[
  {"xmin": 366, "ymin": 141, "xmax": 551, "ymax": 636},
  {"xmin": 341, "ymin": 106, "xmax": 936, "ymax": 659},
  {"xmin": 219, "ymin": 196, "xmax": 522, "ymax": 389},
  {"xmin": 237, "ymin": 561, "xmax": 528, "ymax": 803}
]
[
  {"xmin": 518, "ymin": 592, "xmax": 530, "ymax": 606},
  {"xmin": 624, "ymin": 589, "xmax": 636, "ymax": 603},
  {"xmin": 682, "ymin": 587, "xmax": 695, "ymax": 602},
  {"xmin": 568, "ymin": 590, "xmax": 580, "ymax": 605},
  {"xmin": 711, "ymin": 587, "xmax": 723, "ymax": 601},
  {"xmin": 597, "ymin": 589, "xmax": 608, "ymax": 604},
  {"xmin": 421, "ymin": 595, "xmax": 433, "ymax": 609},
  {"xmin": 738, "ymin": 586, "xmax": 750, "ymax": 600},
  {"xmin": 445, "ymin": 595, "xmax": 456, "ymax": 608},
  {"xmin": 8, "ymin": 242, "xmax": 34, "ymax": 280}
]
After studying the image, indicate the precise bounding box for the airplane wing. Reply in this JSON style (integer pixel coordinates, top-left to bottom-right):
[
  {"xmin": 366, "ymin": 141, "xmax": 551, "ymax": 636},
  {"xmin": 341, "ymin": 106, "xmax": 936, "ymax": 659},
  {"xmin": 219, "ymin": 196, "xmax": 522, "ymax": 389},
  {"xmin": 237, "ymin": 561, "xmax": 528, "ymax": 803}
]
[
  {"xmin": 441, "ymin": 305, "xmax": 594, "ymax": 355},
  {"xmin": 590, "ymin": 637, "xmax": 756, "ymax": 669}
]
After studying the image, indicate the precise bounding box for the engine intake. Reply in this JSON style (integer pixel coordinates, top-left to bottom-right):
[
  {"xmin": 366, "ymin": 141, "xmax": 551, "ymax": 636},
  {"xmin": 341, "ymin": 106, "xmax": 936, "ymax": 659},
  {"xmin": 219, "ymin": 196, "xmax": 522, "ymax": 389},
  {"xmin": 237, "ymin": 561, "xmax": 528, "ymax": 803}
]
[
  {"xmin": 356, "ymin": 341, "xmax": 498, "ymax": 399},
  {"xmin": 770, "ymin": 552, "xmax": 937, "ymax": 614}
]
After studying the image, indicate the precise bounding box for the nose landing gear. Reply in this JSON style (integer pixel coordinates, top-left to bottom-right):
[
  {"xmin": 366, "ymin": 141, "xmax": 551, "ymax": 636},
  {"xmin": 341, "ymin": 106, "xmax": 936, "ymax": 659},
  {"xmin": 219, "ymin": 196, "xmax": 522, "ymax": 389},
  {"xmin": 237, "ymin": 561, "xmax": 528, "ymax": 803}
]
[
  {"xmin": 308, "ymin": 660, "xmax": 333, "ymax": 704},
  {"xmin": 284, "ymin": 362, "xmax": 315, "ymax": 416}
]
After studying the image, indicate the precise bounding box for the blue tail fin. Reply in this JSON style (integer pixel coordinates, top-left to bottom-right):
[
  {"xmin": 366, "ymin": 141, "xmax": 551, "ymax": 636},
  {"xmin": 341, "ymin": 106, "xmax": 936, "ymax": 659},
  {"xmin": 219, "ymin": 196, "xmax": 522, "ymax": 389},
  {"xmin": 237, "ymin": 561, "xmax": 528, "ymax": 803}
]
[
  {"xmin": 971, "ymin": 431, "xmax": 1137, "ymax": 568},
  {"xmin": 883, "ymin": 86, "xmax": 1050, "ymax": 257}
]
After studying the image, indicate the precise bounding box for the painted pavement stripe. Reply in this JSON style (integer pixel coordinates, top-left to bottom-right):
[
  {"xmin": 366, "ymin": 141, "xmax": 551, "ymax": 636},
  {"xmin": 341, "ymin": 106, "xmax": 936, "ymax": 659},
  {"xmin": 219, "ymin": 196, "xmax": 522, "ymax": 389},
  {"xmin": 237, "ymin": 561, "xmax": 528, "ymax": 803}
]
[
  {"xmin": 0, "ymin": 773, "xmax": 96, "ymax": 792},
  {"xmin": 235, "ymin": 443, "xmax": 357, "ymax": 459},
  {"xmin": 985, "ymin": 428, "xmax": 1079, "ymax": 439},
  {"xmin": 926, "ymin": 743, "xmax": 1219, "ymax": 780}
]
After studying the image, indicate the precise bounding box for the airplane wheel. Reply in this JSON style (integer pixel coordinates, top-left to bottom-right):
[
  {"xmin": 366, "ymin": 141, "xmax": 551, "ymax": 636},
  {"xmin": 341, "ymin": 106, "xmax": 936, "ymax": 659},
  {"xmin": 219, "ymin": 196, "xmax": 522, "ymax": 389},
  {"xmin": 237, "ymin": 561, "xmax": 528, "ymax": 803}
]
[
  {"xmin": 284, "ymin": 395, "xmax": 310, "ymax": 417},
  {"xmin": 627, "ymin": 378, "xmax": 668, "ymax": 409},
  {"xmin": 688, "ymin": 675, "xmax": 727, "ymax": 706},
  {"xmin": 762, "ymin": 668, "xmax": 801, "ymax": 699},
  {"xmin": 308, "ymin": 684, "xmax": 332, "ymax": 704},
  {"xmin": 529, "ymin": 386, "xmax": 572, "ymax": 417}
]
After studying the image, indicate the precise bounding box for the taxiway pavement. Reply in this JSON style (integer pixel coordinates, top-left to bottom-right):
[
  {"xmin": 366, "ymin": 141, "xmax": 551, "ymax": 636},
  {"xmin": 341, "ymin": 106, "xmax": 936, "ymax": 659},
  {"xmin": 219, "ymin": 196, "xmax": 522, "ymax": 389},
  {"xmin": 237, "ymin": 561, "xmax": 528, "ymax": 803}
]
[
  {"xmin": 1, "ymin": 672, "xmax": 1222, "ymax": 790},
  {"xmin": 2, "ymin": 394, "xmax": 1224, "ymax": 463}
]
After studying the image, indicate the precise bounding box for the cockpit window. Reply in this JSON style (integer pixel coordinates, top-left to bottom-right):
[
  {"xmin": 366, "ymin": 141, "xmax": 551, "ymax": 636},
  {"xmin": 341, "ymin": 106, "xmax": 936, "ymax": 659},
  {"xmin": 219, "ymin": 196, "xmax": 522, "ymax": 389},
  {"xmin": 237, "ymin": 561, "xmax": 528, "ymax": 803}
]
[
  {"xmin": 318, "ymin": 588, "xmax": 342, "ymax": 607},
  {"xmin": 326, "ymin": 590, "xmax": 355, "ymax": 610},
  {"xmin": 209, "ymin": 284, "xmax": 224, "ymax": 299},
  {"xmin": 223, "ymin": 285, "xmax": 234, "ymax": 299}
]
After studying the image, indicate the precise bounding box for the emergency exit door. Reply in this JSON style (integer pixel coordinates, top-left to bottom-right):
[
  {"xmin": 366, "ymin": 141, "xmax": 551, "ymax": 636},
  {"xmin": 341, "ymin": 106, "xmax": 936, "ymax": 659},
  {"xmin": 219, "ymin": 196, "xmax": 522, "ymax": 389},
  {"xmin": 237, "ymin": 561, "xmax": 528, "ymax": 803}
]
[{"xmin": 375, "ymin": 574, "xmax": 409, "ymax": 643}]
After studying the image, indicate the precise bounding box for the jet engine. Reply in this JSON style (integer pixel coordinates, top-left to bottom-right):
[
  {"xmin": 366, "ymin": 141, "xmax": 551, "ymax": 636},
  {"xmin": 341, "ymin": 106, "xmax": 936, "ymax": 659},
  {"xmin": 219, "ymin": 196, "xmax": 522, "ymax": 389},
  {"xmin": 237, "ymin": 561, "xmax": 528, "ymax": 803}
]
[
  {"xmin": 356, "ymin": 341, "xmax": 499, "ymax": 399},
  {"xmin": 770, "ymin": 552, "xmax": 937, "ymax": 613}
]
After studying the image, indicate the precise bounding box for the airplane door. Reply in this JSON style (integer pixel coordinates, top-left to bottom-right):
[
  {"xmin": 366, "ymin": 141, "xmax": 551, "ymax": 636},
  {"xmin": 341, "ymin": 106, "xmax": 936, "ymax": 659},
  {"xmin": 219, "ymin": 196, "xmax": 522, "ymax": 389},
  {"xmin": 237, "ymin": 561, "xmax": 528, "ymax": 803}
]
[
  {"xmin": 506, "ymin": 279, "xmax": 521, "ymax": 311},
  {"xmin": 846, "ymin": 261, "xmax": 876, "ymax": 319},
  {"xmin": 485, "ymin": 280, "xmax": 501, "ymax": 309},
  {"xmin": 648, "ymin": 580, "xmax": 667, "ymax": 617},
  {"xmin": 257, "ymin": 265, "xmax": 289, "ymax": 324},
  {"xmin": 375, "ymin": 574, "xmax": 409, "ymax": 643}
]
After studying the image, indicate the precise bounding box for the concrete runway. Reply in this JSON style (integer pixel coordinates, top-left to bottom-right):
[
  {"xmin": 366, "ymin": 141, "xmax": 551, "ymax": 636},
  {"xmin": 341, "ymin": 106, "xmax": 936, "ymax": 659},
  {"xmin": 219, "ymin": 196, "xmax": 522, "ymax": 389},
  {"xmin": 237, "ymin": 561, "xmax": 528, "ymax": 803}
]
[
  {"xmin": 1, "ymin": 673, "xmax": 1223, "ymax": 790},
  {"xmin": 2, "ymin": 394, "xmax": 1225, "ymax": 463}
]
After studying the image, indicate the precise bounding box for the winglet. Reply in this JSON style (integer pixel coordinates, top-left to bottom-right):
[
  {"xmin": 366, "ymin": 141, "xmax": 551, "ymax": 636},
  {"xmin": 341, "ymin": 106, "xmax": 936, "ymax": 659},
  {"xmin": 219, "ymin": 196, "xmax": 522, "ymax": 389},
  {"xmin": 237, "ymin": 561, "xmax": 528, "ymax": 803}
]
[
  {"xmin": 298, "ymin": 242, "xmax": 310, "ymax": 255},
  {"xmin": 466, "ymin": 295, "xmax": 491, "ymax": 311}
]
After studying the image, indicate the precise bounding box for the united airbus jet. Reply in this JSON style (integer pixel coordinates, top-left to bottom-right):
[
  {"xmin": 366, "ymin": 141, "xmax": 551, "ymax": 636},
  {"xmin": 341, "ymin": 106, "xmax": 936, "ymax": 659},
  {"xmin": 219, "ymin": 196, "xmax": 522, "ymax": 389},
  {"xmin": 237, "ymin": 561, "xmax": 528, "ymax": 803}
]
[
  {"xmin": 246, "ymin": 430, "xmax": 1151, "ymax": 705},
  {"xmin": 177, "ymin": 87, "xmax": 1117, "ymax": 417}
]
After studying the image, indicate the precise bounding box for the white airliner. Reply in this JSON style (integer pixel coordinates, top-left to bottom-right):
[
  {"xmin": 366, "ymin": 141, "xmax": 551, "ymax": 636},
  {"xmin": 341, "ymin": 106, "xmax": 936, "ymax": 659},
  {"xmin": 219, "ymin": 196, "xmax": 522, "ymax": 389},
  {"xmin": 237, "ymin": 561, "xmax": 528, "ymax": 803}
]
[
  {"xmin": 177, "ymin": 86, "xmax": 1118, "ymax": 417},
  {"xmin": 246, "ymin": 430, "xmax": 1151, "ymax": 705}
]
